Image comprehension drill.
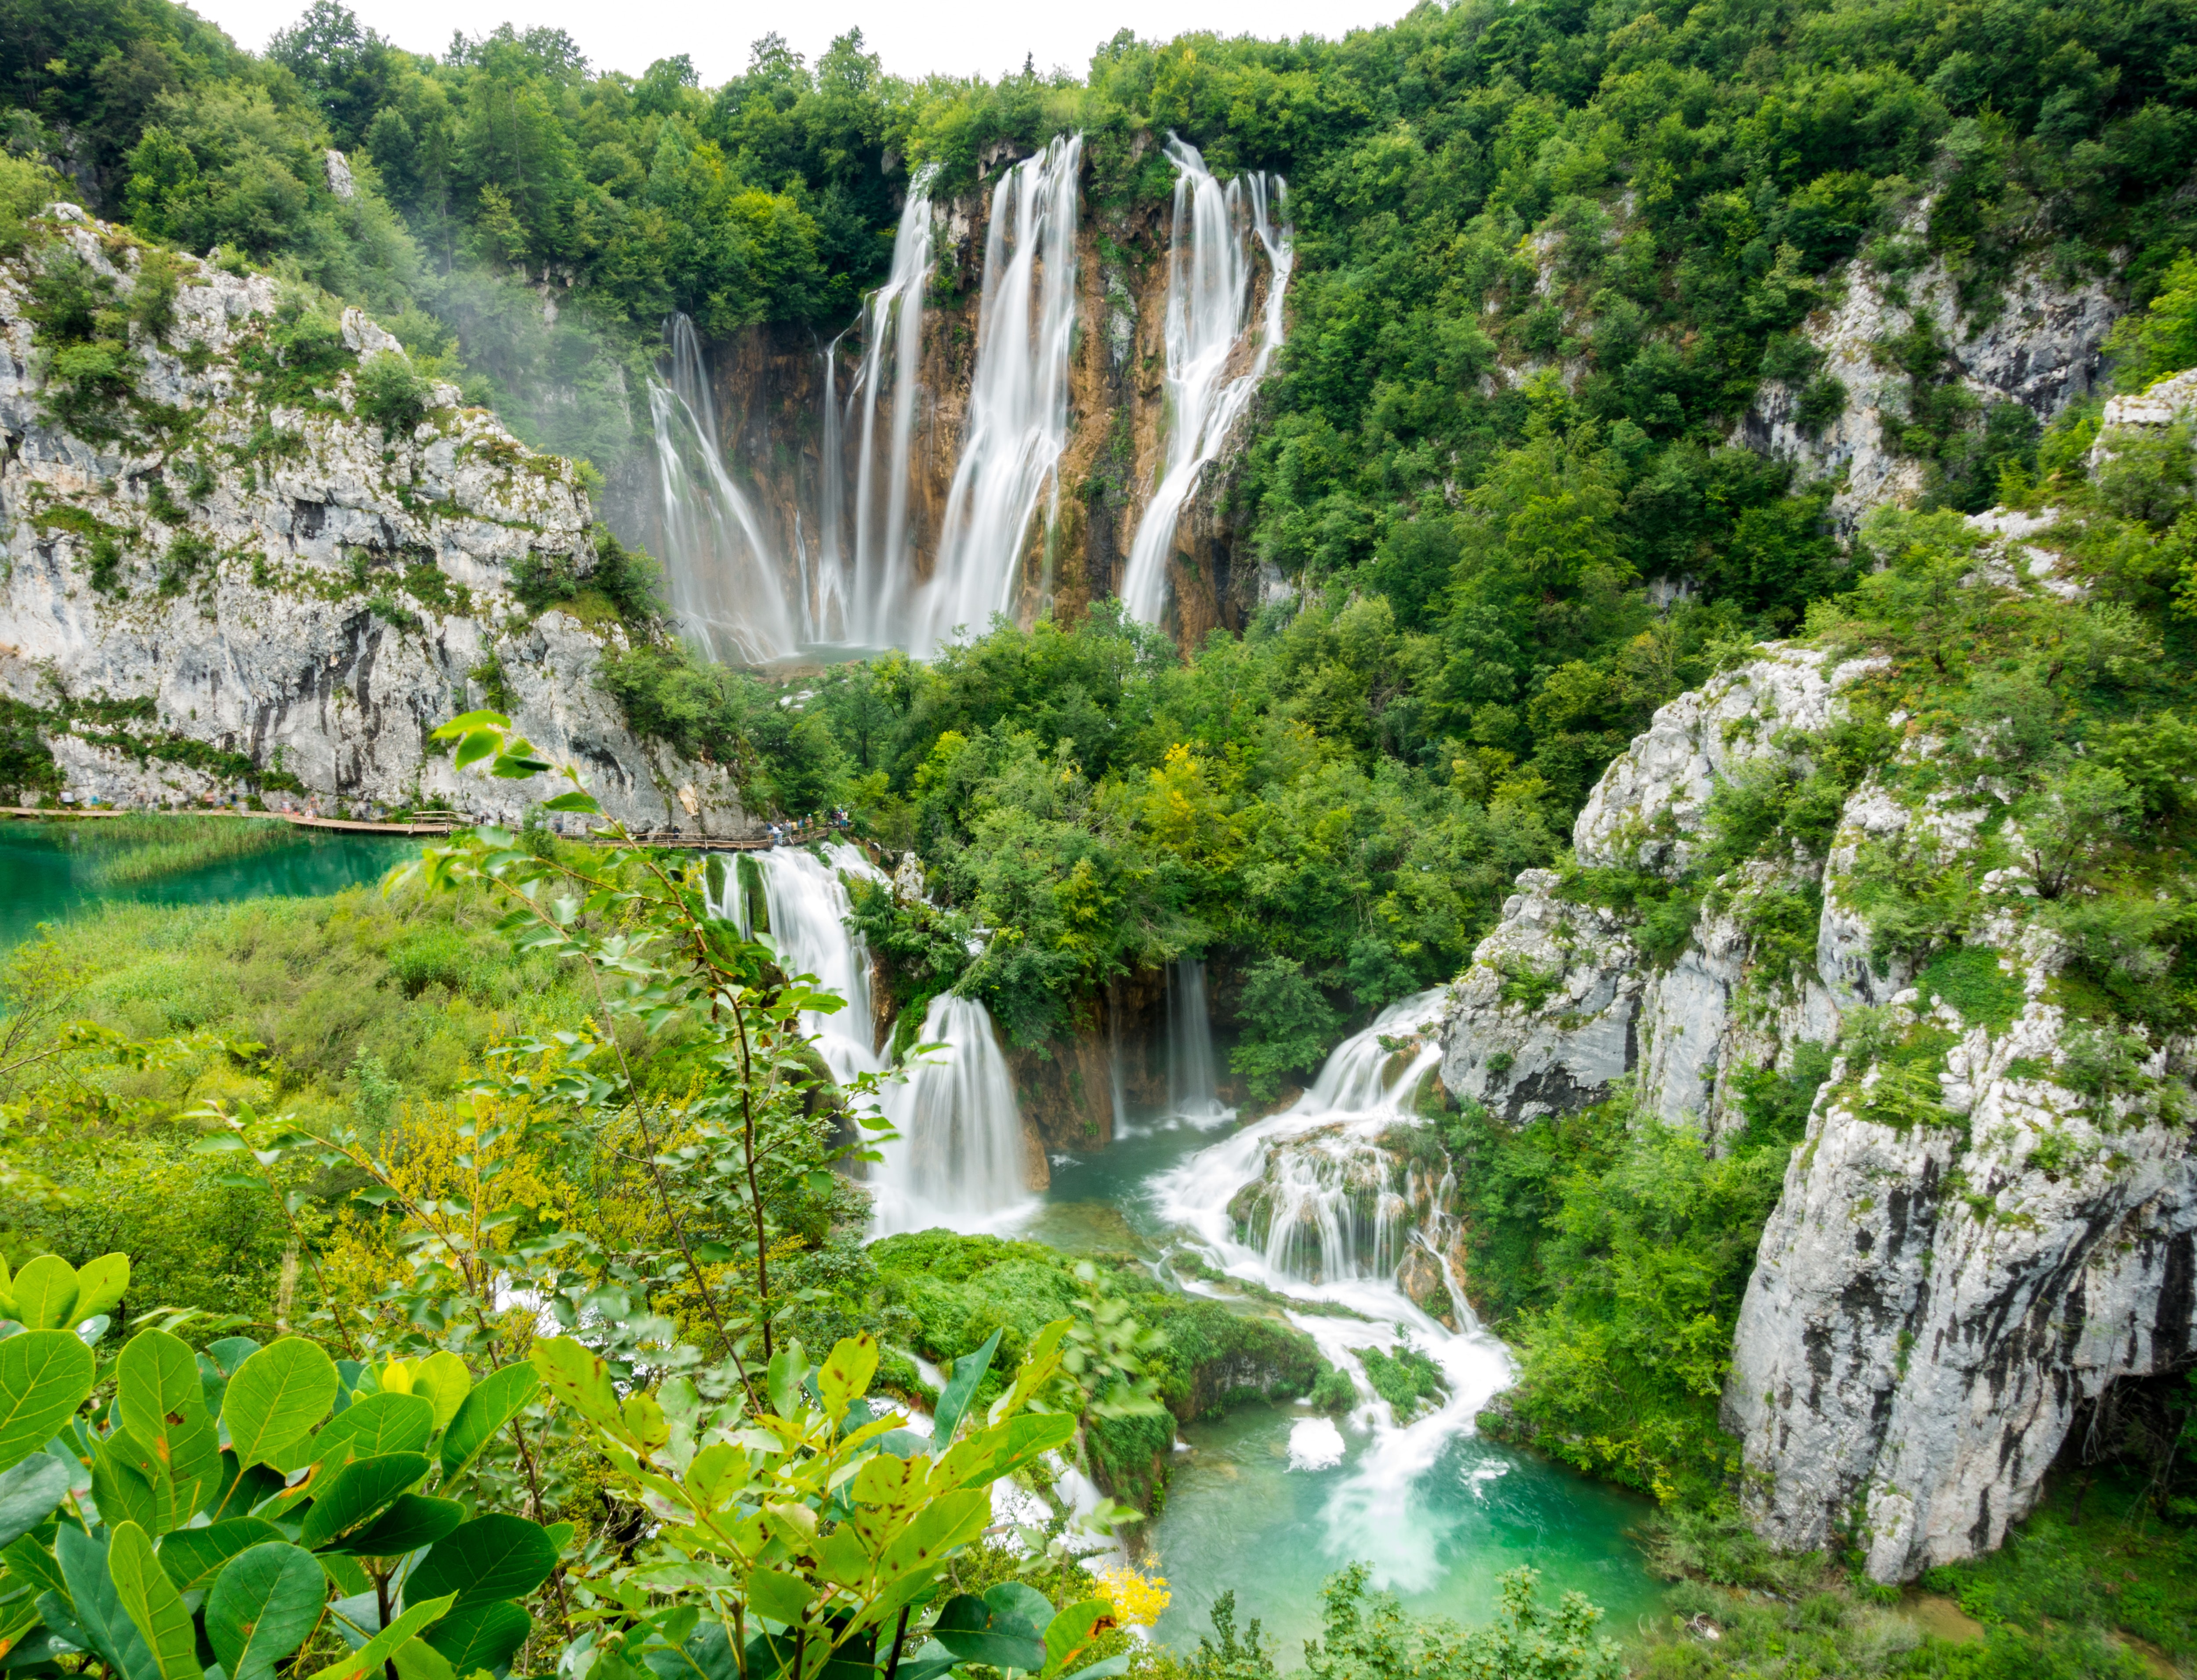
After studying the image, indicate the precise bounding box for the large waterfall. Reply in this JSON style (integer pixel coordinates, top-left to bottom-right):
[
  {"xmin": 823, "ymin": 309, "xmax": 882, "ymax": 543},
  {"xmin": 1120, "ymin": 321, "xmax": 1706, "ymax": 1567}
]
[
  {"xmin": 871, "ymin": 992, "xmax": 1033, "ymax": 1235},
  {"xmin": 1120, "ymin": 138, "xmax": 1294, "ymax": 626},
  {"xmin": 1155, "ymin": 991, "xmax": 1512, "ymax": 1592},
  {"xmin": 915, "ymin": 135, "xmax": 1083, "ymax": 655},
  {"xmin": 647, "ymin": 314, "xmax": 800, "ymax": 663},
  {"xmin": 825, "ymin": 173, "xmax": 938, "ymax": 649}
]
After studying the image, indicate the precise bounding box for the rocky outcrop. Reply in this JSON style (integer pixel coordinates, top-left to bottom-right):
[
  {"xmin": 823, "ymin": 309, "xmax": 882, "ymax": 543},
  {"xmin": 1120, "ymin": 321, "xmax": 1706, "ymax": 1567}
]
[
  {"xmin": 1738, "ymin": 234, "xmax": 2115, "ymax": 532},
  {"xmin": 1727, "ymin": 976, "xmax": 2197, "ymax": 1581},
  {"xmin": 1440, "ymin": 647, "xmax": 1869, "ymax": 1135},
  {"xmin": 2088, "ymin": 365, "xmax": 2197, "ymax": 468},
  {"xmin": 0, "ymin": 210, "xmax": 747, "ymax": 832},
  {"xmin": 1440, "ymin": 540, "xmax": 2196, "ymax": 1581}
]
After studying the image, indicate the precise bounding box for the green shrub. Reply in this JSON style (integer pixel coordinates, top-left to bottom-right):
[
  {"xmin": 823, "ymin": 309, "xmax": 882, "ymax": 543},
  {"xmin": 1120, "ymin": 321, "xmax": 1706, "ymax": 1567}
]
[{"xmin": 354, "ymin": 348, "xmax": 430, "ymax": 435}]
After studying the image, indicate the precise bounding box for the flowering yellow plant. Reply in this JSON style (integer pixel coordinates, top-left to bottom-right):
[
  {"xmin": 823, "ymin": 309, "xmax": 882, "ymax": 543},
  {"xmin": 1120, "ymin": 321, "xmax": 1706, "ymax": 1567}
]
[{"xmin": 1092, "ymin": 1563, "xmax": 1171, "ymax": 1630}]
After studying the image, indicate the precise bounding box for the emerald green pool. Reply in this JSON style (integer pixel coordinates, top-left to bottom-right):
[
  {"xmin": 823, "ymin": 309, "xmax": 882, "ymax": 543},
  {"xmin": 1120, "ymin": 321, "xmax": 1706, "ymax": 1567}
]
[{"xmin": 0, "ymin": 820, "xmax": 419, "ymax": 953}]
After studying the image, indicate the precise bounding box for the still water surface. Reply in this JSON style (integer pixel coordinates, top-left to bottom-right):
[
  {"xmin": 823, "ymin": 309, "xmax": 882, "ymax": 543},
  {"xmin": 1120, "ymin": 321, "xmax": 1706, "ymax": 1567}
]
[{"xmin": 0, "ymin": 820, "xmax": 418, "ymax": 952}]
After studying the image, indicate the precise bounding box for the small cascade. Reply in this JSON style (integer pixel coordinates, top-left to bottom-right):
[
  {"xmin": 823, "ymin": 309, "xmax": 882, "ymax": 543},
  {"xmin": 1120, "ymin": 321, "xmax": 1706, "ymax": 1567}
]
[
  {"xmin": 917, "ymin": 135, "xmax": 1083, "ymax": 654},
  {"xmin": 647, "ymin": 313, "xmax": 800, "ymax": 663},
  {"xmin": 720, "ymin": 842, "xmax": 888, "ymax": 1083},
  {"xmin": 1153, "ymin": 989, "xmax": 1515, "ymax": 1593},
  {"xmin": 1120, "ymin": 138, "xmax": 1294, "ymax": 626},
  {"xmin": 1164, "ymin": 956, "xmax": 1226, "ymax": 1122},
  {"xmin": 828, "ymin": 175, "xmax": 937, "ymax": 648},
  {"xmin": 871, "ymin": 993, "xmax": 1034, "ymax": 1235}
]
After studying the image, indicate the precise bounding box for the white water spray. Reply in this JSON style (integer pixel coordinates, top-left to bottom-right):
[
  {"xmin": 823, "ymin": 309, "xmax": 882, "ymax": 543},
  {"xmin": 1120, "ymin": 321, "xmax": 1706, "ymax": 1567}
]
[
  {"xmin": 1153, "ymin": 989, "xmax": 1514, "ymax": 1593},
  {"xmin": 915, "ymin": 136, "xmax": 1082, "ymax": 654},
  {"xmin": 1120, "ymin": 137, "xmax": 1294, "ymax": 626},
  {"xmin": 824, "ymin": 175, "xmax": 938, "ymax": 648},
  {"xmin": 871, "ymin": 993, "xmax": 1035, "ymax": 1235},
  {"xmin": 647, "ymin": 313, "xmax": 800, "ymax": 663}
]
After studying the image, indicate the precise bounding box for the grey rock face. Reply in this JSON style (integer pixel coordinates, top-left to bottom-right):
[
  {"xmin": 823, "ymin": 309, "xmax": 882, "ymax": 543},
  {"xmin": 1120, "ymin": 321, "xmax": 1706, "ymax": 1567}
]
[
  {"xmin": 1443, "ymin": 648, "xmax": 1869, "ymax": 1137},
  {"xmin": 0, "ymin": 212, "xmax": 747, "ymax": 833},
  {"xmin": 1726, "ymin": 989, "xmax": 2197, "ymax": 1580},
  {"xmin": 1443, "ymin": 562, "xmax": 2194, "ymax": 1579},
  {"xmin": 1737, "ymin": 240, "xmax": 2115, "ymax": 533}
]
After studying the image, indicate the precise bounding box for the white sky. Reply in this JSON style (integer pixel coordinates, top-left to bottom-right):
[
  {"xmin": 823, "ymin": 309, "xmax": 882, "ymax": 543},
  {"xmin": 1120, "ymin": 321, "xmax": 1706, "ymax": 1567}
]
[{"xmin": 191, "ymin": 0, "xmax": 1420, "ymax": 85}]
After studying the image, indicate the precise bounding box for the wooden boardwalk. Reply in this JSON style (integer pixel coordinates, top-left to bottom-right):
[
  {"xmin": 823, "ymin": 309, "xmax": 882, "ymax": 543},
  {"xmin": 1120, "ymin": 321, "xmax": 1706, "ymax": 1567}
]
[{"xmin": 0, "ymin": 807, "xmax": 827, "ymax": 850}]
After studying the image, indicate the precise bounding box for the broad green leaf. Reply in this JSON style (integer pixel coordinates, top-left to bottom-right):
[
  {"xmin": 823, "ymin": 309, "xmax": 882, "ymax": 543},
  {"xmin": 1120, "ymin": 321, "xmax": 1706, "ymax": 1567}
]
[
  {"xmin": 221, "ymin": 1338, "xmax": 338, "ymax": 1467},
  {"xmin": 72, "ymin": 1254, "xmax": 130, "ymax": 1322},
  {"xmin": 406, "ymin": 1513, "xmax": 558, "ymax": 1609},
  {"xmin": 541, "ymin": 790, "xmax": 600, "ymax": 814},
  {"xmin": 0, "ymin": 1329, "xmax": 94, "ymax": 1473},
  {"xmin": 310, "ymin": 1592, "xmax": 454, "ymax": 1680},
  {"xmin": 117, "ymin": 1330, "xmax": 204, "ymax": 1447},
  {"xmin": 298, "ymin": 1453, "xmax": 430, "ymax": 1550},
  {"xmin": 1042, "ymin": 1599, "xmax": 1115, "ymax": 1673},
  {"xmin": 817, "ymin": 1335, "xmax": 879, "ymax": 1424},
  {"xmin": 312, "ymin": 1392, "xmax": 435, "ymax": 1463},
  {"xmin": 765, "ymin": 1342, "xmax": 807, "ymax": 1421},
  {"xmin": 529, "ymin": 1337, "xmax": 618, "ymax": 1427},
  {"xmin": 643, "ymin": 1624, "xmax": 740, "ymax": 1680},
  {"xmin": 866, "ymin": 1489, "xmax": 989, "ymax": 1624},
  {"xmin": 932, "ymin": 1330, "xmax": 1001, "ymax": 1450},
  {"xmin": 108, "ymin": 1521, "xmax": 199, "ymax": 1680},
  {"xmin": 58, "ymin": 1524, "xmax": 157, "ymax": 1680},
  {"xmin": 408, "ymin": 1352, "xmax": 471, "ymax": 1433},
  {"xmin": 932, "ymin": 1591, "xmax": 1048, "ymax": 1674},
  {"xmin": 431, "ymin": 710, "xmax": 508, "ymax": 741},
  {"xmin": 8, "ymin": 1257, "xmax": 78, "ymax": 1332},
  {"xmin": 421, "ymin": 1600, "xmax": 530, "ymax": 1674},
  {"xmin": 206, "ymin": 1543, "xmax": 324, "ymax": 1680},
  {"xmin": 983, "ymin": 1412, "xmax": 1078, "ymax": 1486},
  {"xmin": 153, "ymin": 1517, "xmax": 286, "ymax": 1590},
  {"xmin": 438, "ymin": 1363, "xmax": 537, "ymax": 1482},
  {"xmin": 984, "ymin": 1584, "xmax": 1056, "ymax": 1634},
  {"xmin": 90, "ymin": 1434, "xmax": 163, "ymax": 1535},
  {"xmin": 392, "ymin": 1637, "xmax": 457, "ymax": 1680},
  {"xmin": 335, "ymin": 1492, "xmax": 464, "ymax": 1557},
  {"xmin": 744, "ymin": 1567, "xmax": 811, "ymax": 1627},
  {"xmin": 5, "ymin": 1528, "xmax": 68, "ymax": 1600},
  {"xmin": 0, "ymin": 1454, "xmax": 69, "ymax": 1549},
  {"xmin": 118, "ymin": 1329, "xmax": 220, "ymax": 1517}
]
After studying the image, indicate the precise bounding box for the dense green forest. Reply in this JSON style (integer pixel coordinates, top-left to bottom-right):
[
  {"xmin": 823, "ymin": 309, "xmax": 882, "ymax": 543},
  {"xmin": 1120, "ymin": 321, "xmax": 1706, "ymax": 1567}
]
[
  {"xmin": 8, "ymin": 0, "xmax": 2197, "ymax": 1075},
  {"xmin": 4, "ymin": 0, "xmax": 2197, "ymax": 1672}
]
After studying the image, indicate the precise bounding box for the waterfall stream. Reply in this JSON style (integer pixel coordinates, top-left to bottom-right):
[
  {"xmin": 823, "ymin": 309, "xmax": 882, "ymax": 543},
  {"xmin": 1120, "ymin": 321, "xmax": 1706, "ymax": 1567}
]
[
  {"xmin": 709, "ymin": 842, "xmax": 1031, "ymax": 1235},
  {"xmin": 917, "ymin": 135, "xmax": 1083, "ymax": 654},
  {"xmin": 871, "ymin": 992, "xmax": 1034, "ymax": 1235},
  {"xmin": 713, "ymin": 841, "xmax": 888, "ymax": 1083},
  {"xmin": 1120, "ymin": 138, "xmax": 1294, "ymax": 626},
  {"xmin": 1164, "ymin": 957, "xmax": 1226, "ymax": 1122},
  {"xmin": 648, "ymin": 313, "xmax": 801, "ymax": 663},
  {"xmin": 1152, "ymin": 991, "xmax": 1514, "ymax": 1593},
  {"xmin": 829, "ymin": 174, "xmax": 938, "ymax": 649}
]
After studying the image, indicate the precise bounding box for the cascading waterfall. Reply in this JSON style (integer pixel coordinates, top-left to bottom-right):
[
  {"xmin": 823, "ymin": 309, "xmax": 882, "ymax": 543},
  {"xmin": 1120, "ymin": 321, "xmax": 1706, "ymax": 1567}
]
[
  {"xmin": 709, "ymin": 842, "xmax": 888, "ymax": 1083},
  {"xmin": 824, "ymin": 174, "xmax": 937, "ymax": 648},
  {"xmin": 915, "ymin": 135, "xmax": 1083, "ymax": 655},
  {"xmin": 647, "ymin": 313, "xmax": 801, "ymax": 663},
  {"xmin": 1165, "ymin": 956, "xmax": 1226, "ymax": 1122},
  {"xmin": 1154, "ymin": 990, "xmax": 1514, "ymax": 1593},
  {"xmin": 1120, "ymin": 137, "xmax": 1294, "ymax": 626},
  {"xmin": 871, "ymin": 992, "xmax": 1033, "ymax": 1235}
]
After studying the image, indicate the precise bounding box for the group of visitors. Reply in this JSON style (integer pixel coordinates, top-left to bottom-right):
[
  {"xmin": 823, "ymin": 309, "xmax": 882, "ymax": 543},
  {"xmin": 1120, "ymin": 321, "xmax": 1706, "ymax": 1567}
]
[{"xmin": 765, "ymin": 808, "xmax": 854, "ymax": 847}]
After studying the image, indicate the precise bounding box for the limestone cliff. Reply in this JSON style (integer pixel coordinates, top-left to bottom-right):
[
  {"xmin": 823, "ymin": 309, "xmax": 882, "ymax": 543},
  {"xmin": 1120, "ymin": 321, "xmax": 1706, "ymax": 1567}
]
[
  {"xmin": 0, "ymin": 208, "xmax": 746, "ymax": 831},
  {"xmin": 1737, "ymin": 229, "xmax": 2115, "ymax": 533},
  {"xmin": 1437, "ymin": 497, "xmax": 2195, "ymax": 1580}
]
